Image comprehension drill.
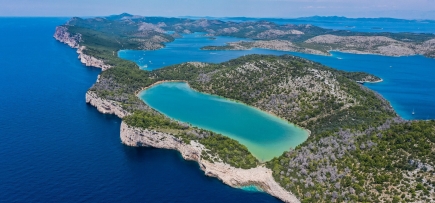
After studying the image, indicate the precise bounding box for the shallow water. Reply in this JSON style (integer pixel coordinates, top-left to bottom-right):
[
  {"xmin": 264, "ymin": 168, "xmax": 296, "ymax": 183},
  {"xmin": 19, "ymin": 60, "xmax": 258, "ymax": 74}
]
[{"xmin": 140, "ymin": 82, "xmax": 309, "ymax": 161}]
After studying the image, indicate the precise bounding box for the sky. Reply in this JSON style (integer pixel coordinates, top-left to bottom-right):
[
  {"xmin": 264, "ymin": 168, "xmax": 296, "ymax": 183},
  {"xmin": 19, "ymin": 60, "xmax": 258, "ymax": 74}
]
[{"xmin": 1, "ymin": 0, "xmax": 435, "ymax": 19}]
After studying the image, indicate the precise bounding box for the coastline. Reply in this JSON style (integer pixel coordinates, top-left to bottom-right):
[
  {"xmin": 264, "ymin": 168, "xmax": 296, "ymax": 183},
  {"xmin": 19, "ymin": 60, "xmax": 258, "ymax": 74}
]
[
  {"xmin": 356, "ymin": 78, "xmax": 384, "ymax": 84},
  {"xmin": 54, "ymin": 26, "xmax": 301, "ymax": 203},
  {"xmin": 366, "ymin": 78, "xmax": 384, "ymax": 83},
  {"xmin": 328, "ymin": 49, "xmax": 419, "ymax": 58},
  {"xmin": 120, "ymin": 121, "xmax": 300, "ymax": 203}
]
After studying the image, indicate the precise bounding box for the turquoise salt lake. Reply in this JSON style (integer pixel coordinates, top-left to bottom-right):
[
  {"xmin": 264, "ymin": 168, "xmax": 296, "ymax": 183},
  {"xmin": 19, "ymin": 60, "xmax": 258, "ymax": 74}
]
[{"xmin": 140, "ymin": 82, "xmax": 309, "ymax": 161}]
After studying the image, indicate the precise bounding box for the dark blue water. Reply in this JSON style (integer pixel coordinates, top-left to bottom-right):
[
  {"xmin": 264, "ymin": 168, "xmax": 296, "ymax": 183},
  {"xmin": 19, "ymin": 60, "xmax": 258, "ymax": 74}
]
[
  {"xmin": 120, "ymin": 33, "xmax": 435, "ymax": 120},
  {"xmin": 0, "ymin": 18, "xmax": 282, "ymax": 203}
]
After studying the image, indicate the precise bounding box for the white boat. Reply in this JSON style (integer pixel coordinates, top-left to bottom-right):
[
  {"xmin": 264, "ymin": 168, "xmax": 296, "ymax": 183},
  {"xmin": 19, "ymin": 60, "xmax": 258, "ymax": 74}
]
[{"xmin": 412, "ymin": 109, "xmax": 415, "ymax": 115}]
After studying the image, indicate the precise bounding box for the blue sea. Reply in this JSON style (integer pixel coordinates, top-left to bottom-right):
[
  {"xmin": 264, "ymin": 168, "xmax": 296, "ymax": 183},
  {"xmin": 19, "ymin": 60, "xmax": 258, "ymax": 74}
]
[
  {"xmin": 1, "ymin": 17, "xmax": 435, "ymax": 203},
  {"xmin": 0, "ymin": 18, "xmax": 282, "ymax": 202}
]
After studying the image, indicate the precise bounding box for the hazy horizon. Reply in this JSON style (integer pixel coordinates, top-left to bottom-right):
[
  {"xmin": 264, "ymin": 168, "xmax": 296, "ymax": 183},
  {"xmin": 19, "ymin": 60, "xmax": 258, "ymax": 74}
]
[
  {"xmin": 1, "ymin": 0, "xmax": 435, "ymax": 20},
  {"xmin": 1, "ymin": 14, "xmax": 435, "ymax": 21}
]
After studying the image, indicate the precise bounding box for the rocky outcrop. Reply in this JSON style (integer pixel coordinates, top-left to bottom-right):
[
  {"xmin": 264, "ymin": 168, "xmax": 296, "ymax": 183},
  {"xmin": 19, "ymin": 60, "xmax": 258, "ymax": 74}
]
[
  {"xmin": 54, "ymin": 26, "xmax": 112, "ymax": 71},
  {"xmin": 202, "ymin": 40, "xmax": 328, "ymax": 56},
  {"xmin": 85, "ymin": 91, "xmax": 129, "ymax": 118},
  {"xmin": 304, "ymin": 34, "xmax": 435, "ymax": 57},
  {"xmin": 54, "ymin": 26, "xmax": 81, "ymax": 48},
  {"xmin": 256, "ymin": 29, "xmax": 304, "ymax": 38},
  {"xmin": 77, "ymin": 46, "xmax": 112, "ymax": 71},
  {"xmin": 120, "ymin": 122, "xmax": 300, "ymax": 203}
]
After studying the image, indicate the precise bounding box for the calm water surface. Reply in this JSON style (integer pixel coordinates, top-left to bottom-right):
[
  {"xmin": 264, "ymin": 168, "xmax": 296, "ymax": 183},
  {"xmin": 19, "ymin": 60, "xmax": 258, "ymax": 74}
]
[{"xmin": 140, "ymin": 82, "xmax": 309, "ymax": 161}]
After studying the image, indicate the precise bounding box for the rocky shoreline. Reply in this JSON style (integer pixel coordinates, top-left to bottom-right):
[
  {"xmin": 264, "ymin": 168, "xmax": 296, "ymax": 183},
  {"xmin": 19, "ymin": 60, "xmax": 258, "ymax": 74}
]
[
  {"xmin": 120, "ymin": 121, "xmax": 300, "ymax": 203},
  {"xmin": 54, "ymin": 26, "xmax": 300, "ymax": 203},
  {"xmin": 54, "ymin": 26, "xmax": 112, "ymax": 71},
  {"xmin": 202, "ymin": 40, "xmax": 329, "ymax": 56},
  {"xmin": 305, "ymin": 35, "xmax": 435, "ymax": 57}
]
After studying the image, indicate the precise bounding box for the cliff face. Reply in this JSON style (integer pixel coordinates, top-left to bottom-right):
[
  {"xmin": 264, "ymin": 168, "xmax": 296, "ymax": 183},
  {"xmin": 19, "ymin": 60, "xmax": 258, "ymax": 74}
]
[
  {"xmin": 54, "ymin": 26, "xmax": 112, "ymax": 71},
  {"xmin": 120, "ymin": 121, "xmax": 300, "ymax": 203},
  {"xmin": 77, "ymin": 46, "xmax": 112, "ymax": 71},
  {"xmin": 54, "ymin": 26, "xmax": 81, "ymax": 48},
  {"xmin": 85, "ymin": 91, "xmax": 129, "ymax": 118}
]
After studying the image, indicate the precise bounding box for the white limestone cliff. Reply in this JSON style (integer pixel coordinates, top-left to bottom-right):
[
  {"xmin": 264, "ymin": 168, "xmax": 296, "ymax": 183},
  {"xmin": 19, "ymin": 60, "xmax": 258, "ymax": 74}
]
[
  {"xmin": 54, "ymin": 26, "xmax": 112, "ymax": 71},
  {"xmin": 85, "ymin": 91, "xmax": 129, "ymax": 118},
  {"xmin": 120, "ymin": 121, "xmax": 300, "ymax": 203}
]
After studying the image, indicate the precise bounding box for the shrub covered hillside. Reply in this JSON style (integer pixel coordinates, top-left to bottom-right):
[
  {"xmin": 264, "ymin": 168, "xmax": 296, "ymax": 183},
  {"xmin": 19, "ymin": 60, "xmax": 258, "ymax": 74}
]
[
  {"xmin": 267, "ymin": 119, "xmax": 435, "ymax": 203},
  {"xmin": 153, "ymin": 55, "xmax": 395, "ymax": 132}
]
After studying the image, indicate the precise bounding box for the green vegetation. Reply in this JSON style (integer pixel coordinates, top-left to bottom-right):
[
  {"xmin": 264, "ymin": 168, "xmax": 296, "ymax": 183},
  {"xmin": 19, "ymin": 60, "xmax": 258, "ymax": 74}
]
[
  {"xmin": 267, "ymin": 120, "xmax": 435, "ymax": 202},
  {"xmin": 124, "ymin": 111, "xmax": 186, "ymax": 129},
  {"xmin": 123, "ymin": 111, "xmax": 258, "ymax": 169},
  {"xmin": 199, "ymin": 134, "xmax": 259, "ymax": 169}
]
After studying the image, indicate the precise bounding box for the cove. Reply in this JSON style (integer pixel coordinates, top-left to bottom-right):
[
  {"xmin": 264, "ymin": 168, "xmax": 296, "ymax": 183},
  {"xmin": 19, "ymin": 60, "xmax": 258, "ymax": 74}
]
[{"xmin": 139, "ymin": 82, "xmax": 309, "ymax": 161}]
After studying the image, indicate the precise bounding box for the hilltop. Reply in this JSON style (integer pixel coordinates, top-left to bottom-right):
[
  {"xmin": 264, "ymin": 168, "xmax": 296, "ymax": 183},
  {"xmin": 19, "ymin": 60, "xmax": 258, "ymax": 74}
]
[{"xmin": 59, "ymin": 13, "xmax": 435, "ymax": 60}]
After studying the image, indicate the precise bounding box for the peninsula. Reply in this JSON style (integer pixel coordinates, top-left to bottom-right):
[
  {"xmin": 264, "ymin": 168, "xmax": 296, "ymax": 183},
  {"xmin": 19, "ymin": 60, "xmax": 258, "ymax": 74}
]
[{"xmin": 55, "ymin": 14, "xmax": 435, "ymax": 202}]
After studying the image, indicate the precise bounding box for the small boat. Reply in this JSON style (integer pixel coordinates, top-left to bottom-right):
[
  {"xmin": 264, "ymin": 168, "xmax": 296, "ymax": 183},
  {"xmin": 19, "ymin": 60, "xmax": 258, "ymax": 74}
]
[
  {"xmin": 412, "ymin": 109, "xmax": 415, "ymax": 115},
  {"xmin": 337, "ymin": 57, "xmax": 342, "ymax": 60}
]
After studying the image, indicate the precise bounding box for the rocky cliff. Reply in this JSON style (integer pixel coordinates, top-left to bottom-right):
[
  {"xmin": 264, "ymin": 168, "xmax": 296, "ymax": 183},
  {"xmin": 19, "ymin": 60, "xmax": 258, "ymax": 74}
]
[
  {"xmin": 76, "ymin": 46, "xmax": 112, "ymax": 71},
  {"xmin": 120, "ymin": 121, "xmax": 300, "ymax": 203},
  {"xmin": 54, "ymin": 26, "xmax": 112, "ymax": 71},
  {"xmin": 85, "ymin": 91, "xmax": 129, "ymax": 118},
  {"xmin": 54, "ymin": 26, "xmax": 81, "ymax": 48},
  {"xmin": 84, "ymin": 86, "xmax": 299, "ymax": 202}
]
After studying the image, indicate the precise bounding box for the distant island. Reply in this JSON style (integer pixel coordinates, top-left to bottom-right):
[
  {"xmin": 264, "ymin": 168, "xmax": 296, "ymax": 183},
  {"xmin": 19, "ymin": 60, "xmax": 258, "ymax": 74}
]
[{"xmin": 55, "ymin": 13, "xmax": 435, "ymax": 203}]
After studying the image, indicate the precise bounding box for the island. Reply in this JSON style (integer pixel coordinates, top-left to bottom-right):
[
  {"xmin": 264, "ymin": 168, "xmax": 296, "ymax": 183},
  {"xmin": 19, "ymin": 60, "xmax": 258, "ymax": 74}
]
[{"xmin": 54, "ymin": 13, "xmax": 435, "ymax": 203}]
